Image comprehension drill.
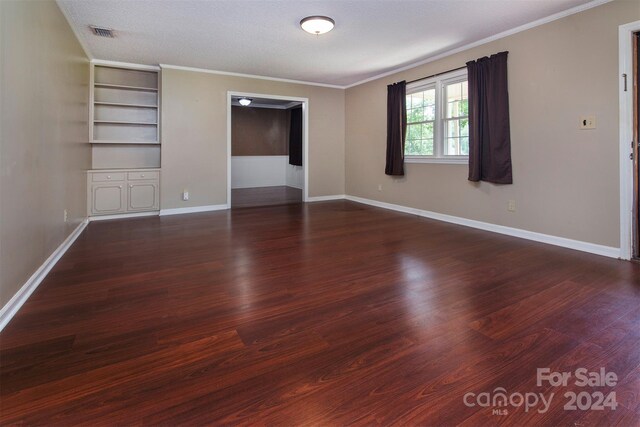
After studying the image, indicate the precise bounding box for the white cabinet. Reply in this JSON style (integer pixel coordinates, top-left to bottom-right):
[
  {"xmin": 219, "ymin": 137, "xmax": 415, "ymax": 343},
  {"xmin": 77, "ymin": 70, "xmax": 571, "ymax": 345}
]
[
  {"xmin": 88, "ymin": 169, "xmax": 160, "ymax": 217},
  {"xmin": 91, "ymin": 183, "xmax": 126, "ymax": 214},
  {"xmin": 128, "ymin": 182, "xmax": 159, "ymax": 211}
]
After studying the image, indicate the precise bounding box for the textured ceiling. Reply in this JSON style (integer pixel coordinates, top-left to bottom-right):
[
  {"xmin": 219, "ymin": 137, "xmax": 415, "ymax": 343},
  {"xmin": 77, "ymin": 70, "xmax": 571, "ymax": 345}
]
[{"xmin": 58, "ymin": 0, "xmax": 599, "ymax": 87}]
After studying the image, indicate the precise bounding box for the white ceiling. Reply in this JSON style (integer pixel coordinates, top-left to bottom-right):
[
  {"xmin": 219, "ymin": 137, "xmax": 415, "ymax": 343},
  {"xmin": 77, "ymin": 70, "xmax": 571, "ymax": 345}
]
[{"xmin": 58, "ymin": 0, "xmax": 601, "ymax": 87}]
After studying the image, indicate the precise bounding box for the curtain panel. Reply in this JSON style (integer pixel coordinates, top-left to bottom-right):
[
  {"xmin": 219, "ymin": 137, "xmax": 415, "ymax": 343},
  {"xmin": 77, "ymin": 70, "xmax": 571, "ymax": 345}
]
[
  {"xmin": 466, "ymin": 51, "xmax": 513, "ymax": 184},
  {"xmin": 385, "ymin": 81, "xmax": 407, "ymax": 176},
  {"xmin": 288, "ymin": 106, "xmax": 303, "ymax": 166}
]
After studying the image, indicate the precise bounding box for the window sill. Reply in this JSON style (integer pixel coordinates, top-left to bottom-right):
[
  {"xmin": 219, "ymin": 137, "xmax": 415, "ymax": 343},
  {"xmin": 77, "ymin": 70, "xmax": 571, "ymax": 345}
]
[{"xmin": 405, "ymin": 156, "xmax": 468, "ymax": 165}]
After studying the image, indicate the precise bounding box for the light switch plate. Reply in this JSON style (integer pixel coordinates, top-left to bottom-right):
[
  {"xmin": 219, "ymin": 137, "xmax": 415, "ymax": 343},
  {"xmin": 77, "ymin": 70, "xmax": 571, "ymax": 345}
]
[{"xmin": 580, "ymin": 116, "xmax": 596, "ymax": 130}]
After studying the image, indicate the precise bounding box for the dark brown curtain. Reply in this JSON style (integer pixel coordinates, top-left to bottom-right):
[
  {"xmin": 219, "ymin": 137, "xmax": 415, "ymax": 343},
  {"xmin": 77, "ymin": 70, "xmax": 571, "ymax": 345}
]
[
  {"xmin": 467, "ymin": 51, "xmax": 512, "ymax": 184},
  {"xmin": 288, "ymin": 106, "xmax": 303, "ymax": 166},
  {"xmin": 385, "ymin": 81, "xmax": 407, "ymax": 176}
]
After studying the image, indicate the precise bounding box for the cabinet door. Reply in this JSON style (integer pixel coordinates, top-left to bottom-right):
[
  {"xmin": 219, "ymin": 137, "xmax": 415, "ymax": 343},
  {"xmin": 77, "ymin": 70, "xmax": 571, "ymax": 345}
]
[
  {"xmin": 92, "ymin": 183, "xmax": 126, "ymax": 215},
  {"xmin": 127, "ymin": 182, "xmax": 159, "ymax": 211}
]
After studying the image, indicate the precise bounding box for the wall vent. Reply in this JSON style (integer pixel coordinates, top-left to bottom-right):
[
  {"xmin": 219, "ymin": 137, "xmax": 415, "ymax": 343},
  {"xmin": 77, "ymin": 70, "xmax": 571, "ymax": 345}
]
[{"xmin": 90, "ymin": 26, "xmax": 114, "ymax": 38}]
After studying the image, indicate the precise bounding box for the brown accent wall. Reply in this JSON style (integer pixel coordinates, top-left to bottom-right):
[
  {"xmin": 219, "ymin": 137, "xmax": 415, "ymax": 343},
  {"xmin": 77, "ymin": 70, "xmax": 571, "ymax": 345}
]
[{"xmin": 232, "ymin": 106, "xmax": 289, "ymax": 156}]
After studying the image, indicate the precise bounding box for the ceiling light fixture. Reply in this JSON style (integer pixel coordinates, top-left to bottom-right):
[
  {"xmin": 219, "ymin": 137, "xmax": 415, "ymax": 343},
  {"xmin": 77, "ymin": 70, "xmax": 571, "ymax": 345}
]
[
  {"xmin": 238, "ymin": 97, "xmax": 252, "ymax": 106},
  {"xmin": 300, "ymin": 16, "xmax": 335, "ymax": 35}
]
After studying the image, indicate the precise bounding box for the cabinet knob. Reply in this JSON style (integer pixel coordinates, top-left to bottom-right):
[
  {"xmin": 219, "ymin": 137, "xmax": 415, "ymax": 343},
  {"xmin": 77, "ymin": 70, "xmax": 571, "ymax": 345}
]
[
  {"xmin": 107, "ymin": 175, "xmax": 111, "ymax": 179},
  {"xmin": 129, "ymin": 185, "xmax": 133, "ymax": 188},
  {"xmin": 118, "ymin": 185, "xmax": 122, "ymax": 189},
  {"xmin": 141, "ymin": 174, "xmax": 145, "ymax": 178}
]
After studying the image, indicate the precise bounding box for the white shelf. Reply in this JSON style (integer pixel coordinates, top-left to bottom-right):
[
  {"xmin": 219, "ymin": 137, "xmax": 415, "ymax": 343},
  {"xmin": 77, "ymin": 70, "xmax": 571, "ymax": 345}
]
[
  {"xmin": 94, "ymin": 120, "xmax": 157, "ymax": 125},
  {"xmin": 90, "ymin": 64, "xmax": 161, "ymax": 170},
  {"xmin": 94, "ymin": 101, "xmax": 158, "ymax": 108},
  {"xmin": 94, "ymin": 82, "xmax": 158, "ymax": 92},
  {"xmin": 91, "ymin": 140, "xmax": 160, "ymax": 145}
]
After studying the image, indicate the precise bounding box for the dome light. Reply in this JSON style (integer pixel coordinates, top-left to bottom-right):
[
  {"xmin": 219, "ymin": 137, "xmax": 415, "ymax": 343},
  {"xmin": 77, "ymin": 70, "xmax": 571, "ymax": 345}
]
[
  {"xmin": 300, "ymin": 16, "xmax": 335, "ymax": 35},
  {"xmin": 238, "ymin": 97, "xmax": 252, "ymax": 106}
]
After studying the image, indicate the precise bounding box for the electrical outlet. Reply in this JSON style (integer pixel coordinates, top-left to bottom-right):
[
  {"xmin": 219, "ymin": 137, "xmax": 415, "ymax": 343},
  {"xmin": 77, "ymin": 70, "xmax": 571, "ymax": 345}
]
[
  {"xmin": 579, "ymin": 116, "xmax": 596, "ymax": 130},
  {"xmin": 63, "ymin": 209, "xmax": 68, "ymax": 223},
  {"xmin": 378, "ymin": 184, "xmax": 383, "ymax": 192},
  {"xmin": 507, "ymin": 200, "xmax": 516, "ymax": 212},
  {"xmin": 182, "ymin": 191, "xmax": 189, "ymax": 201}
]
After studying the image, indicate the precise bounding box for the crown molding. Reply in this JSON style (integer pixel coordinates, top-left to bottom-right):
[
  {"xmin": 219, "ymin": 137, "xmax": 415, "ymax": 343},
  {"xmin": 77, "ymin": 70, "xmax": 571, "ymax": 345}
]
[
  {"xmin": 159, "ymin": 64, "xmax": 346, "ymax": 89},
  {"xmin": 344, "ymin": 0, "xmax": 614, "ymax": 89},
  {"xmin": 60, "ymin": 0, "xmax": 613, "ymax": 90}
]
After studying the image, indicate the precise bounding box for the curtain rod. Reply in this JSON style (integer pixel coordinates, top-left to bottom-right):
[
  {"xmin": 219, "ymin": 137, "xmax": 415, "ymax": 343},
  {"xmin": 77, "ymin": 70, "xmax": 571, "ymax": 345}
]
[{"xmin": 405, "ymin": 65, "xmax": 467, "ymax": 85}]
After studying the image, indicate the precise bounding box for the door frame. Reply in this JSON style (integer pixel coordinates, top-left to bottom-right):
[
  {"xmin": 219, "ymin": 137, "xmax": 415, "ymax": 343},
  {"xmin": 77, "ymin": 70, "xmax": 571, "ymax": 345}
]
[
  {"xmin": 619, "ymin": 20, "xmax": 640, "ymax": 260},
  {"xmin": 226, "ymin": 91, "xmax": 309, "ymax": 206}
]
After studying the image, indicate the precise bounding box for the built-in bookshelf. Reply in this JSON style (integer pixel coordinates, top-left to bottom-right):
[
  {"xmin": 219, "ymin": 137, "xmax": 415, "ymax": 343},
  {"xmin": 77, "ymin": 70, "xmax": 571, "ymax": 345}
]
[
  {"xmin": 91, "ymin": 65, "xmax": 160, "ymax": 145},
  {"xmin": 88, "ymin": 63, "xmax": 162, "ymax": 218}
]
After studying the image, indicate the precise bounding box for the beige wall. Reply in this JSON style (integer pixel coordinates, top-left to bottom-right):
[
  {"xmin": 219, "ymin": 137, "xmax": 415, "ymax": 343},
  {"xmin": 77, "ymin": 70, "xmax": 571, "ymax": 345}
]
[
  {"xmin": 346, "ymin": 0, "xmax": 640, "ymax": 248},
  {"xmin": 160, "ymin": 68, "xmax": 345, "ymax": 208},
  {"xmin": 0, "ymin": 0, "xmax": 90, "ymax": 307}
]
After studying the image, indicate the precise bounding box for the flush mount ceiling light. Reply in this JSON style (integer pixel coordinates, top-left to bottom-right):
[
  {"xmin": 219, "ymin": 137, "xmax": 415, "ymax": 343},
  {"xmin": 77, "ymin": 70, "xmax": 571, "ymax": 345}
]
[
  {"xmin": 300, "ymin": 16, "xmax": 335, "ymax": 35},
  {"xmin": 238, "ymin": 97, "xmax": 252, "ymax": 106}
]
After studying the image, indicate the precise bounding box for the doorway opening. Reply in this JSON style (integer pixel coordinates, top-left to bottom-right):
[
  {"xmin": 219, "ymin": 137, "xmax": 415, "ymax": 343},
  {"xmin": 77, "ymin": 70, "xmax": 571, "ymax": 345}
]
[{"xmin": 227, "ymin": 92, "xmax": 308, "ymax": 209}]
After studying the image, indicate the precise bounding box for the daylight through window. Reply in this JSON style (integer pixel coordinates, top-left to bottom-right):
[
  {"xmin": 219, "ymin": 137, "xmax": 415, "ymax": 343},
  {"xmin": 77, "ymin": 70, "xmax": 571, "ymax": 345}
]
[{"xmin": 405, "ymin": 69, "xmax": 468, "ymax": 163}]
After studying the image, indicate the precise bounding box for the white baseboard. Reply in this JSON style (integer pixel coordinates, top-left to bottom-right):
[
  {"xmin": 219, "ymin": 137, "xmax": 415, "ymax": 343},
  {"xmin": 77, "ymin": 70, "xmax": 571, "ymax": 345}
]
[
  {"xmin": 306, "ymin": 194, "xmax": 346, "ymax": 202},
  {"xmin": 89, "ymin": 211, "xmax": 159, "ymax": 221},
  {"xmin": 159, "ymin": 204, "xmax": 229, "ymax": 216},
  {"xmin": 345, "ymin": 195, "xmax": 620, "ymax": 259},
  {"xmin": 0, "ymin": 219, "xmax": 89, "ymax": 332}
]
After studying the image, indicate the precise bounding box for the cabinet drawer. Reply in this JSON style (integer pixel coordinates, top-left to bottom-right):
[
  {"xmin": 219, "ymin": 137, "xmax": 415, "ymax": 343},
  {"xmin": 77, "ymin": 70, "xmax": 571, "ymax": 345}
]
[
  {"xmin": 127, "ymin": 171, "xmax": 159, "ymax": 181},
  {"xmin": 92, "ymin": 172, "xmax": 125, "ymax": 182}
]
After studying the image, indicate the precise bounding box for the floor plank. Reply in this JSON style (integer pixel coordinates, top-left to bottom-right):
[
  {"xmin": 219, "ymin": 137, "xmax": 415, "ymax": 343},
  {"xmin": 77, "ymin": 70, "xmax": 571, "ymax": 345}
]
[
  {"xmin": 231, "ymin": 185, "xmax": 302, "ymax": 208},
  {"xmin": 1, "ymin": 200, "xmax": 639, "ymax": 425}
]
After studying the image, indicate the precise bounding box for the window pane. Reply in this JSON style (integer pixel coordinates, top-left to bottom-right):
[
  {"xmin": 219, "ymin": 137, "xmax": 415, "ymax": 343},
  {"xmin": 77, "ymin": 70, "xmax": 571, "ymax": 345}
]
[
  {"xmin": 424, "ymin": 89, "xmax": 435, "ymax": 121},
  {"xmin": 422, "ymin": 122, "xmax": 433, "ymax": 140},
  {"xmin": 407, "ymin": 107, "xmax": 423, "ymax": 123},
  {"xmin": 446, "ymin": 138, "xmax": 459, "ymax": 155},
  {"xmin": 405, "ymin": 138, "xmax": 421, "ymax": 155},
  {"xmin": 421, "ymin": 139, "xmax": 434, "ymax": 155},
  {"xmin": 411, "ymin": 92, "xmax": 423, "ymax": 108},
  {"xmin": 447, "ymin": 119, "xmax": 459, "ymax": 138},
  {"xmin": 460, "ymin": 118, "xmax": 469, "ymax": 137},
  {"xmin": 406, "ymin": 88, "xmax": 435, "ymax": 122},
  {"xmin": 461, "ymin": 137, "xmax": 469, "ymax": 155},
  {"xmin": 408, "ymin": 123, "xmax": 421, "ymax": 140},
  {"xmin": 405, "ymin": 122, "xmax": 434, "ymax": 156},
  {"xmin": 445, "ymin": 81, "xmax": 468, "ymax": 119}
]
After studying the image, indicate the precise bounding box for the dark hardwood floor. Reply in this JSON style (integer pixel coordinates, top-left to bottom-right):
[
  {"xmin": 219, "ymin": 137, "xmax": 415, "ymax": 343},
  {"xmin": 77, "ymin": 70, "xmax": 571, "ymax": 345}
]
[
  {"xmin": 1, "ymin": 201, "xmax": 639, "ymax": 425},
  {"xmin": 231, "ymin": 185, "xmax": 302, "ymax": 208}
]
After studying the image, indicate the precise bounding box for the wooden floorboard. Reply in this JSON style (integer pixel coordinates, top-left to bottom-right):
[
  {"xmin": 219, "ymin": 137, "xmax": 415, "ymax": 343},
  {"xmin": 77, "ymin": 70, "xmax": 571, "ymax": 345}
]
[
  {"xmin": 231, "ymin": 186, "xmax": 302, "ymax": 208},
  {"xmin": 1, "ymin": 200, "xmax": 639, "ymax": 425}
]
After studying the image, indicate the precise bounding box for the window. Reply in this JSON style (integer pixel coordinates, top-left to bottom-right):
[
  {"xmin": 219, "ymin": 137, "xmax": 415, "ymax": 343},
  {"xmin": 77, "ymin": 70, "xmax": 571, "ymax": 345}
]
[{"xmin": 405, "ymin": 69, "xmax": 468, "ymax": 163}]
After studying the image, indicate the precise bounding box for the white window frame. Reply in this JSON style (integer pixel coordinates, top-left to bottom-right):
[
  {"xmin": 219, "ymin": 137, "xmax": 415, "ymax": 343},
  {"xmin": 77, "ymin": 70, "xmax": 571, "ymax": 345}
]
[{"xmin": 405, "ymin": 68, "xmax": 468, "ymax": 164}]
